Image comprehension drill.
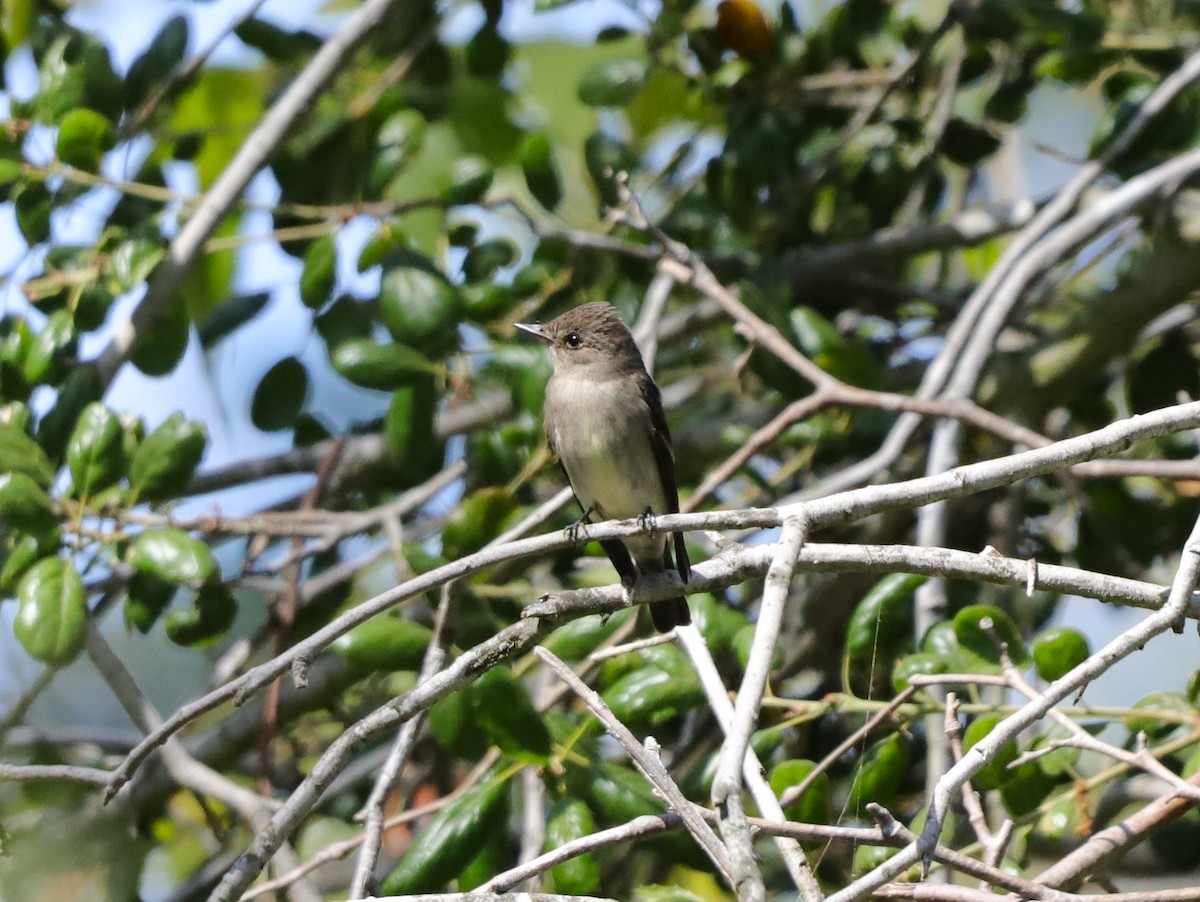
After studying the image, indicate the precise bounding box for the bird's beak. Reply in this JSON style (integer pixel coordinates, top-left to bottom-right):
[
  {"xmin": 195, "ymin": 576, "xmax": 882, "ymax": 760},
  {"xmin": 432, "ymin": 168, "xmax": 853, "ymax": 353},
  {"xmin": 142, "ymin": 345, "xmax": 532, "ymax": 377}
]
[{"xmin": 515, "ymin": 322, "xmax": 552, "ymax": 344}]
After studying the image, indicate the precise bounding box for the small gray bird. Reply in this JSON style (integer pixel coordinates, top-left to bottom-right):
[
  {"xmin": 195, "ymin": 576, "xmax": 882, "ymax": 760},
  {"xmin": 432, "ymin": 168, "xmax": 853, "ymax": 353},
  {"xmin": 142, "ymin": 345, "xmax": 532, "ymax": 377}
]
[{"xmin": 517, "ymin": 302, "xmax": 691, "ymax": 631}]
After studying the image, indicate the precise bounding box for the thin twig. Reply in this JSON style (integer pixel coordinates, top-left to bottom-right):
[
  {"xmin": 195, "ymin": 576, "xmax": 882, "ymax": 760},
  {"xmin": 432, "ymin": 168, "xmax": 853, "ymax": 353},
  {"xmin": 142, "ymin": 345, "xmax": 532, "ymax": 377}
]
[{"xmin": 534, "ymin": 646, "xmax": 735, "ymax": 884}]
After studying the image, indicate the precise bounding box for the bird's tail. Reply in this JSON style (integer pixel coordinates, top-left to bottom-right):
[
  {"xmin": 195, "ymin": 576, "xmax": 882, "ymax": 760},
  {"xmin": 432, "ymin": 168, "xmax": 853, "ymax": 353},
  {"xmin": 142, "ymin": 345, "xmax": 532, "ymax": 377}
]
[
  {"xmin": 650, "ymin": 596, "xmax": 691, "ymax": 631},
  {"xmin": 648, "ymin": 542, "xmax": 691, "ymax": 631}
]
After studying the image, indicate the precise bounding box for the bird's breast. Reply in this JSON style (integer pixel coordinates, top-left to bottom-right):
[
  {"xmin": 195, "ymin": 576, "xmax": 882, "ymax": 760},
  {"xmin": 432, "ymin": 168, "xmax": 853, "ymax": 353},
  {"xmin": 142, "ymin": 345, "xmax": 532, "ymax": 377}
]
[{"xmin": 546, "ymin": 371, "xmax": 667, "ymax": 523}]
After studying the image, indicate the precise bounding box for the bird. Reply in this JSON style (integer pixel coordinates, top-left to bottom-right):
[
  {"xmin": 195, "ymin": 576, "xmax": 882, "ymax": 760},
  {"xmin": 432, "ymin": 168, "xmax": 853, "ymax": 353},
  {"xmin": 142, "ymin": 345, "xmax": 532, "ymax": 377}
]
[{"xmin": 516, "ymin": 302, "xmax": 691, "ymax": 631}]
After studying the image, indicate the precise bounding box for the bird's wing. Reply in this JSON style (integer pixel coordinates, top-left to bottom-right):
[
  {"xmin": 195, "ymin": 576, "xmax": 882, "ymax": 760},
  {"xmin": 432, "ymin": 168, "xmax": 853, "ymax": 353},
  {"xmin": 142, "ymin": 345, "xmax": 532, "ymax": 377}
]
[{"xmin": 638, "ymin": 371, "xmax": 690, "ymax": 583}]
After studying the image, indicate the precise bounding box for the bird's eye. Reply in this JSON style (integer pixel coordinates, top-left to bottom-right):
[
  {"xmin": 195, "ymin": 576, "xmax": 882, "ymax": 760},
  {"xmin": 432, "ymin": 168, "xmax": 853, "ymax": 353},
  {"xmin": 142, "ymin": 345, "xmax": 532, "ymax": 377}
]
[{"xmin": 565, "ymin": 332, "xmax": 582, "ymax": 348}]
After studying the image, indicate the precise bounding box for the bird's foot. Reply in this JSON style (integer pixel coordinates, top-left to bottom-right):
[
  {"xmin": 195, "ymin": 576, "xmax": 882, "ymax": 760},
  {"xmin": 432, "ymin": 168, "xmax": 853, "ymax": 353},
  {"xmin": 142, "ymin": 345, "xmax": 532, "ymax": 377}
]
[
  {"xmin": 638, "ymin": 507, "xmax": 659, "ymax": 534},
  {"xmin": 565, "ymin": 506, "xmax": 597, "ymax": 544},
  {"xmin": 564, "ymin": 517, "xmax": 589, "ymax": 544}
]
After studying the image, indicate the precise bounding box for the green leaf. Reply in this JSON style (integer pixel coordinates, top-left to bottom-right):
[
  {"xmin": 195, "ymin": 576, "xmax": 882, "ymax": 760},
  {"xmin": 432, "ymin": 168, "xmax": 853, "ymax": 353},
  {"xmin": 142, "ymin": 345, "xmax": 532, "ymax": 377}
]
[
  {"xmin": 481, "ymin": 343, "xmax": 551, "ymax": 416},
  {"xmin": 1031, "ymin": 627, "xmax": 1089, "ymax": 682},
  {"xmin": 251, "ymin": 357, "xmax": 309, "ymax": 432},
  {"xmin": 0, "ymin": 401, "xmax": 31, "ymax": 431},
  {"xmin": 331, "ymin": 616, "xmax": 433, "ymax": 673},
  {"xmin": 844, "ymin": 572, "xmax": 923, "ymax": 697},
  {"xmin": 28, "ymin": 33, "xmax": 123, "ymax": 121},
  {"xmin": 0, "ymin": 472, "xmax": 56, "ymax": 538},
  {"xmin": 125, "ymin": 14, "xmax": 189, "ymax": 109},
  {"xmin": 577, "ymin": 57, "xmax": 647, "ymax": 107},
  {"xmin": 690, "ymin": 592, "xmax": 747, "ymax": 655},
  {"xmin": 129, "ymin": 412, "xmax": 207, "ymax": 500},
  {"xmin": 197, "ymin": 292, "xmax": 270, "ymax": 349},
  {"xmin": 625, "ymin": 65, "xmax": 716, "ymax": 137},
  {"xmin": 14, "ymin": 557, "xmax": 86, "ymax": 666},
  {"xmin": 732, "ymin": 622, "xmax": 784, "ymax": 671},
  {"xmin": 962, "ymin": 714, "xmax": 1019, "ymax": 791},
  {"xmin": 170, "ymin": 68, "xmax": 264, "ymax": 190},
  {"xmin": 921, "ymin": 620, "xmax": 959, "ymax": 656},
  {"xmin": 368, "ymin": 110, "xmax": 427, "ymax": 195},
  {"xmin": 465, "ymin": 22, "xmax": 510, "ymax": 79},
  {"xmin": 299, "ymin": 234, "xmax": 337, "ymax": 309},
  {"xmin": 545, "ymin": 800, "xmax": 600, "ymax": 893},
  {"xmin": 847, "ymin": 734, "xmax": 910, "ymax": 812},
  {"xmin": 999, "ymin": 758, "xmax": 1057, "ymax": 817},
  {"xmin": 584, "ymin": 760, "xmax": 662, "ymax": 823},
  {"xmin": 942, "ymin": 117, "xmax": 1002, "ymax": 165},
  {"xmin": 314, "ymin": 295, "xmax": 373, "ymax": 350},
  {"xmin": 356, "ymin": 223, "xmax": 408, "ymax": 272},
  {"xmin": 584, "ymin": 131, "xmax": 636, "ymax": 204},
  {"xmin": 234, "ymin": 17, "xmax": 322, "ymax": 62},
  {"xmin": 462, "ymin": 238, "xmax": 517, "ymax": 283},
  {"xmin": 891, "ymin": 651, "xmax": 948, "ymax": 693},
  {"xmin": 1032, "ymin": 726, "xmax": 1083, "ymax": 778},
  {"xmin": 543, "ymin": 609, "xmax": 635, "ymax": 661},
  {"xmin": 456, "ymin": 830, "xmax": 508, "ymax": 889},
  {"xmin": 509, "ymin": 262, "xmax": 549, "ymax": 299},
  {"xmin": 441, "ymin": 156, "xmax": 493, "ymax": 205},
  {"xmin": 1126, "ymin": 692, "xmax": 1194, "ymax": 739},
  {"xmin": 0, "ymin": 159, "xmax": 24, "ymax": 196},
  {"xmin": 330, "ymin": 339, "xmax": 437, "ymax": 391},
  {"xmin": 790, "ymin": 307, "xmax": 882, "ymax": 389},
  {"xmin": 22, "ymin": 310, "xmax": 76, "ymax": 386},
  {"xmin": 74, "ymin": 286, "xmax": 112, "ymax": 333},
  {"xmin": 429, "ymin": 687, "xmax": 490, "ymax": 760},
  {"xmin": 13, "ymin": 181, "xmax": 52, "ymax": 245},
  {"xmin": 124, "ymin": 572, "xmax": 175, "ymax": 634},
  {"xmin": 464, "ymin": 284, "xmax": 517, "ymax": 327},
  {"xmin": 164, "ymin": 584, "xmax": 237, "ymax": 647},
  {"xmin": 384, "ymin": 375, "xmax": 443, "ymax": 485},
  {"xmin": 1, "ymin": 533, "xmax": 48, "ymax": 593},
  {"xmin": 441, "ymin": 487, "xmax": 518, "ymax": 559},
  {"xmin": 66, "ymin": 402, "xmax": 123, "ymax": 498},
  {"xmin": 37, "ymin": 368, "xmax": 102, "ymax": 463},
  {"xmin": 0, "ymin": 420, "xmax": 55, "ymax": 486},
  {"xmin": 853, "ymin": 842, "xmax": 897, "ymax": 876},
  {"xmin": 474, "ymin": 665, "xmax": 552, "ymax": 762},
  {"xmin": 380, "ymin": 771, "xmax": 510, "ymax": 894},
  {"xmin": 520, "ymin": 132, "xmax": 562, "ymax": 211},
  {"xmin": 129, "ymin": 298, "xmax": 189, "ymax": 377},
  {"xmin": 601, "ymin": 655, "xmax": 704, "ymax": 727},
  {"xmin": 55, "ymin": 108, "xmax": 115, "ymax": 171},
  {"xmin": 769, "ymin": 759, "xmax": 829, "ymax": 825},
  {"xmin": 107, "ymin": 238, "xmax": 165, "ymax": 295},
  {"xmin": 378, "ymin": 253, "xmax": 461, "ymax": 354},
  {"xmin": 2, "ymin": 0, "xmax": 33, "ymax": 47},
  {"xmin": 126, "ymin": 528, "xmax": 217, "ymax": 586},
  {"xmin": 953, "ymin": 604, "xmax": 1030, "ymax": 672},
  {"xmin": 1037, "ymin": 797, "xmax": 1080, "ymax": 843}
]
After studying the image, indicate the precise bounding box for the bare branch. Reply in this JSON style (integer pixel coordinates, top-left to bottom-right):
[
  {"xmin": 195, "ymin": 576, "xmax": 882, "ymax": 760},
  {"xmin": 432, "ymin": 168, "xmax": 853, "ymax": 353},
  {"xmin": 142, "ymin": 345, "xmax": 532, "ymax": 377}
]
[
  {"xmin": 710, "ymin": 515, "xmax": 807, "ymax": 901},
  {"xmin": 534, "ymin": 646, "xmax": 735, "ymax": 884}
]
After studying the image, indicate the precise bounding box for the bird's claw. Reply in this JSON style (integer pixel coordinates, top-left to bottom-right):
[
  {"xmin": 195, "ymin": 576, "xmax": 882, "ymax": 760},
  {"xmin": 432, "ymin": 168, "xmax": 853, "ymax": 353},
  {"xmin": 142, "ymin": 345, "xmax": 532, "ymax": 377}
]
[
  {"xmin": 638, "ymin": 507, "xmax": 658, "ymax": 534},
  {"xmin": 565, "ymin": 518, "xmax": 589, "ymax": 544}
]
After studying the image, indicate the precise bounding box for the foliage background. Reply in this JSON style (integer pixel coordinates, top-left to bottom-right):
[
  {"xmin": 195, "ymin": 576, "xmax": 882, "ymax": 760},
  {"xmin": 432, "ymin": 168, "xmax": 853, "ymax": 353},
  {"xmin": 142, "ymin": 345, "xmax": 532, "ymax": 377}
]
[{"xmin": 4, "ymin": 0, "xmax": 1200, "ymax": 899}]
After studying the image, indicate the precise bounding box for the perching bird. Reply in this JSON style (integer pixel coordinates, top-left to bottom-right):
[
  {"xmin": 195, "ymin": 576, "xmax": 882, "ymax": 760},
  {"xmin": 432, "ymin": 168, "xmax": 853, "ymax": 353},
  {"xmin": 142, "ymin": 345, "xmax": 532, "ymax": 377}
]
[{"xmin": 516, "ymin": 302, "xmax": 691, "ymax": 631}]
